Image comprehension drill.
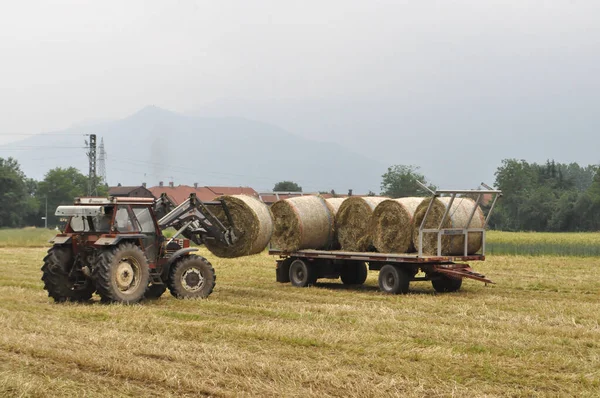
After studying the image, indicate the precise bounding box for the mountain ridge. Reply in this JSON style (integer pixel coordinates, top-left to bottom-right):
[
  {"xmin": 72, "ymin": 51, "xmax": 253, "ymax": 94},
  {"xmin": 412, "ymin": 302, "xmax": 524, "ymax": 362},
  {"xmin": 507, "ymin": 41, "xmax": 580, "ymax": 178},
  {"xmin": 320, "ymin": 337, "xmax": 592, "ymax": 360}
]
[{"xmin": 0, "ymin": 106, "xmax": 386, "ymax": 193}]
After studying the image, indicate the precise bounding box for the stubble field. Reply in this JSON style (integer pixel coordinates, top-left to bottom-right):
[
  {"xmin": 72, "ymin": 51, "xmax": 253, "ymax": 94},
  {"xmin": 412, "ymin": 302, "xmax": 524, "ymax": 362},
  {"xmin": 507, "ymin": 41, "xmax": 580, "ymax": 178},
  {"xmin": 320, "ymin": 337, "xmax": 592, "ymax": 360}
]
[{"xmin": 0, "ymin": 232, "xmax": 598, "ymax": 397}]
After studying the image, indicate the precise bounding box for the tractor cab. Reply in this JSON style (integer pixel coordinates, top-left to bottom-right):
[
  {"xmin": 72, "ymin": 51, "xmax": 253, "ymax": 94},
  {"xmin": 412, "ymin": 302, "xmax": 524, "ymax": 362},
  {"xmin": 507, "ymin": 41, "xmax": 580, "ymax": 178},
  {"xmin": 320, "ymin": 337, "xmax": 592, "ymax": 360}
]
[{"xmin": 56, "ymin": 196, "xmax": 158, "ymax": 235}]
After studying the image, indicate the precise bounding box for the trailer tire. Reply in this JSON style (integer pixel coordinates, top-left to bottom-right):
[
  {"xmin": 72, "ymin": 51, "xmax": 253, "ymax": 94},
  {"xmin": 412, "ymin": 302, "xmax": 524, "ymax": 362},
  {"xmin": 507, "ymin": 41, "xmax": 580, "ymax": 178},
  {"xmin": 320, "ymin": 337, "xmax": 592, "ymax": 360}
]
[
  {"xmin": 289, "ymin": 259, "xmax": 317, "ymax": 287},
  {"xmin": 431, "ymin": 274, "xmax": 462, "ymax": 293},
  {"xmin": 340, "ymin": 261, "xmax": 368, "ymax": 285},
  {"xmin": 378, "ymin": 264, "xmax": 410, "ymax": 294}
]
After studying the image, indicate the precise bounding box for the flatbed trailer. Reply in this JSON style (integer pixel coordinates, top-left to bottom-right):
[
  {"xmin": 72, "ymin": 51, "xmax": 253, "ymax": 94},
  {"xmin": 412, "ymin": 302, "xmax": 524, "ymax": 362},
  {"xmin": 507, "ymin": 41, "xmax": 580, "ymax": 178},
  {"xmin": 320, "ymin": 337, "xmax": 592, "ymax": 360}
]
[
  {"xmin": 270, "ymin": 184, "xmax": 501, "ymax": 294},
  {"xmin": 271, "ymin": 249, "xmax": 492, "ymax": 294}
]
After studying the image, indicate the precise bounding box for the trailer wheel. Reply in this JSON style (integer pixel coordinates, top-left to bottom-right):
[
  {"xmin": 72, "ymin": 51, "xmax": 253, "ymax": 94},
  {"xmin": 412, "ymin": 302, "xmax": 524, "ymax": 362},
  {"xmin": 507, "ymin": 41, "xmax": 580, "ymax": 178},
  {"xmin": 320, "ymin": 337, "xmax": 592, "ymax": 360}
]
[
  {"xmin": 289, "ymin": 259, "xmax": 317, "ymax": 287},
  {"xmin": 340, "ymin": 261, "xmax": 368, "ymax": 285},
  {"xmin": 378, "ymin": 264, "xmax": 410, "ymax": 294},
  {"xmin": 431, "ymin": 274, "xmax": 463, "ymax": 293}
]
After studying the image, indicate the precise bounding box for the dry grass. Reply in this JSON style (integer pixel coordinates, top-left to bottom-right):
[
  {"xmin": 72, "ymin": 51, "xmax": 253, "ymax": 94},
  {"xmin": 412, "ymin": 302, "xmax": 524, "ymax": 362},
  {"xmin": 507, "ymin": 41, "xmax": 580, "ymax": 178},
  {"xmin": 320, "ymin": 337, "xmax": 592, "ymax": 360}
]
[{"xmin": 0, "ymin": 247, "xmax": 599, "ymax": 397}]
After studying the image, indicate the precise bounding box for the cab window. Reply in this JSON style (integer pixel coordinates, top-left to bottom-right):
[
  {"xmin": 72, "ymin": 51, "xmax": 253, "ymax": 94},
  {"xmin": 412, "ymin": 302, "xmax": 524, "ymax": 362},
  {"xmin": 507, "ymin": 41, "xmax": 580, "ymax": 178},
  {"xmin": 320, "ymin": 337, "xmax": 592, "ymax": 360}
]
[
  {"xmin": 115, "ymin": 206, "xmax": 139, "ymax": 232},
  {"xmin": 133, "ymin": 207, "xmax": 155, "ymax": 233}
]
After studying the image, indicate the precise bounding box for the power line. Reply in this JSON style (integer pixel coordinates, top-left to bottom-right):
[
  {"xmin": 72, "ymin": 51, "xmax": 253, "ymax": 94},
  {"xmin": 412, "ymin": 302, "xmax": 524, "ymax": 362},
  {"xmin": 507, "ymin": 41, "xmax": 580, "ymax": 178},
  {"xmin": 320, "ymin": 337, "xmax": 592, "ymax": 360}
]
[
  {"xmin": 0, "ymin": 133, "xmax": 86, "ymax": 136},
  {"xmin": 0, "ymin": 146, "xmax": 87, "ymax": 150}
]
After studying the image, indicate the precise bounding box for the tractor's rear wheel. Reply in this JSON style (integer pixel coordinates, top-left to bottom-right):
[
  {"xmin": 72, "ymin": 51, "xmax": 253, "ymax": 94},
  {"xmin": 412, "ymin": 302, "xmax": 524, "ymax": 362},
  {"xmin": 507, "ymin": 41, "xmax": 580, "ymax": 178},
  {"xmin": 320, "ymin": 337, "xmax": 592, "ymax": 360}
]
[
  {"xmin": 340, "ymin": 261, "xmax": 368, "ymax": 285},
  {"xmin": 431, "ymin": 274, "xmax": 463, "ymax": 293},
  {"xmin": 144, "ymin": 283, "xmax": 167, "ymax": 299},
  {"xmin": 168, "ymin": 255, "xmax": 216, "ymax": 299},
  {"xmin": 95, "ymin": 243, "xmax": 150, "ymax": 304},
  {"xmin": 41, "ymin": 246, "xmax": 95, "ymax": 302}
]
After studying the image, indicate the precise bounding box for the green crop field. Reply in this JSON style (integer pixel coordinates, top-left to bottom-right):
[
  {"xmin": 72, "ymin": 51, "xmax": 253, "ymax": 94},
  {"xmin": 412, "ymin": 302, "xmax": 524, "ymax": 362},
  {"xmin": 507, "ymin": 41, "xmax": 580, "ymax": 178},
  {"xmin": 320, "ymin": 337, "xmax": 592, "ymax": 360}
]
[
  {"xmin": 0, "ymin": 241, "xmax": 598, "ymax": 397},
  {"xmin": 486, "ymin": 231, "xmax": 600, "ymax": 257}
]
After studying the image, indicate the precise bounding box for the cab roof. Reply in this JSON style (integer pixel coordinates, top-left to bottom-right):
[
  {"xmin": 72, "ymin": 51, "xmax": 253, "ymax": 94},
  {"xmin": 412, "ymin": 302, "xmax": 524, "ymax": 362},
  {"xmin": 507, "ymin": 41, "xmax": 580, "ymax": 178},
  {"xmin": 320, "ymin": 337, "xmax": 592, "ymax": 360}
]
[{"xmin": 74, "ymin": 196, "xmax": 155, "ymax": 206}]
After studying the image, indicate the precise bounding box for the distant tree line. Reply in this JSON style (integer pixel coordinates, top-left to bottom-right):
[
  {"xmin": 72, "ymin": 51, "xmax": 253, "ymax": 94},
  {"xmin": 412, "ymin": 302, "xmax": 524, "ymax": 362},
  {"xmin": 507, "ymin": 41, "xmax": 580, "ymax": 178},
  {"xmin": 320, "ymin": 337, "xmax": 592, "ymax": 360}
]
[
  {"xmin": 489, "ymin": 159, "xmax": 600, "ymax": 231},
  {"xmin": 2, "ymin": 156, "xmax": 600, "ymax": 231},
  {"xmin": 0, "ymin": 157, "xmax": 107, "ymax": 228},
  {"xmin": 379, "ymin": 160, "xmax": 600, "ymax": 232}
]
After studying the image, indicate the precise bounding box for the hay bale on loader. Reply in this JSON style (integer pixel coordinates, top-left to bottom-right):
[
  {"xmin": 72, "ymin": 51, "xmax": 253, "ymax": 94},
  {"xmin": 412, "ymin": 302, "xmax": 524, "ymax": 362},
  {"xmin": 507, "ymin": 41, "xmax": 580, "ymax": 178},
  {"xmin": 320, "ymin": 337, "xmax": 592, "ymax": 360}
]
[
  {"xmin": 270, "ymin": 196, "xmax": 334, "ymax": 251},
  {"xmin": 336, "ymin": 197, "xmax": 388, "ymax": 251},
  {"xmin": 412, "ymin": 197, "xmax": 485, "ymax": 255},
  {"xmin": 205, "ymin": 195, "xmax": 273, "ymax": 258},
  {"xmin": 370, "ymin": 197, "xmax": 425, "ymax": 253}
]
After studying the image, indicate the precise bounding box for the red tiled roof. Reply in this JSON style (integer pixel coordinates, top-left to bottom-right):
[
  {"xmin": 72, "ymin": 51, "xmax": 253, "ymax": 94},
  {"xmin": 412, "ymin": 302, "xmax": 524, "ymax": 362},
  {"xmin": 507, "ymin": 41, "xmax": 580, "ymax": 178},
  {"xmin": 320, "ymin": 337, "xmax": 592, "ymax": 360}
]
[
  {"xmin": 148, "ymin": 185, "xmax": 258, "ymax": 205},
  {"xmin": 206, "ymin": 186, "xmax": 258, "ymax": 197}
]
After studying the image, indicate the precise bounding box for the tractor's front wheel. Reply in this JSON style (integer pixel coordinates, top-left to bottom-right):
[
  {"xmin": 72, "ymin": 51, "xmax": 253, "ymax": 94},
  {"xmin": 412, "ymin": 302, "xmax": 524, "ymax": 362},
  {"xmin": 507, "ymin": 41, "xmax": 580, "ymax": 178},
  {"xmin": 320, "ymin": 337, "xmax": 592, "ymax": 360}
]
[
  {"xmin": 41, "ymin": 246, "xmax": 95, "ymax": 302},
  {"xmin": 168, "ymin": 255, "xmax": 216, "ymax": 299},
  {"xmin": 95, "ymin": 243, "xmax": 150, "ymax": 304}
]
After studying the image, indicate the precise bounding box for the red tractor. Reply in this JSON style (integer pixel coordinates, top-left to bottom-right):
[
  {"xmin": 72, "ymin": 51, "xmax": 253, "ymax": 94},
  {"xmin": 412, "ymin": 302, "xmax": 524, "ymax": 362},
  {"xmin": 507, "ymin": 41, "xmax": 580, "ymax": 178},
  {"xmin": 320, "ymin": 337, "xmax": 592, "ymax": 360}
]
[{"xmin": 42, "ymin": 194, "xmax": 238, "ymax": 304}]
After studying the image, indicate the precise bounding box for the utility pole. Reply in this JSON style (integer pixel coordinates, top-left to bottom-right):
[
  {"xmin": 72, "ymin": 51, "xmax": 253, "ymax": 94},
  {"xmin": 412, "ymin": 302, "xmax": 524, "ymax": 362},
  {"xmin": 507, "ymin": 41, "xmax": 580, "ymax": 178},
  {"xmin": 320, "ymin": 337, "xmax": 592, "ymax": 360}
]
[
  {"xmin": 85, "ymin": 134, "xmax": 97, "ymax": 195},
  {"xmin": 98, "ymin": 137, "xmax": 107, "ymax": 185},
  {"xmin": 41, "ymin": 196, "xmax": 48, "ymax": 229}
]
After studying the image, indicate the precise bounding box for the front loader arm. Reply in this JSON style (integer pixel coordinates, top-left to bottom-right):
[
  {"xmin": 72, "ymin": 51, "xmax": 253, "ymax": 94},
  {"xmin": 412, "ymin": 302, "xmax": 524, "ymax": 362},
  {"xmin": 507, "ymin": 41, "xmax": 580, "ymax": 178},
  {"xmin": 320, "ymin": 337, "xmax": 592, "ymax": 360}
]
[{"xmin": 156, "ymin": 193, "xmax": 239, "ymax": 246}]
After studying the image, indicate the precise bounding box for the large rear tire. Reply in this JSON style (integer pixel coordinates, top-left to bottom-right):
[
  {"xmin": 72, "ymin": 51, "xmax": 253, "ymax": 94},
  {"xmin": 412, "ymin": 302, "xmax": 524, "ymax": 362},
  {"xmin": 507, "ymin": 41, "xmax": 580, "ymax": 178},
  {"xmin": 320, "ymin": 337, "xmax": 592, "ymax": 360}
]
[
  {"xmin": 41, "ymin": 246, "xmax": 95, "ymax": 302},
  {"xmin": 168, "ymin": 255, "xmax": 216, "ymax": 299},
  {"xmin": 378, "ymin": 264, "xmax": 410, "ymax": 294},
  {"xmin": 431, "ymin": 274, "xmax": 463, "ymax": 293},
  {"xmin": 340, "ymin": 261, "xmax": 368, "ymax": 285},
  {"xmin": 95, "ymin": 243, "xmax": 150, "ymax": 304}
]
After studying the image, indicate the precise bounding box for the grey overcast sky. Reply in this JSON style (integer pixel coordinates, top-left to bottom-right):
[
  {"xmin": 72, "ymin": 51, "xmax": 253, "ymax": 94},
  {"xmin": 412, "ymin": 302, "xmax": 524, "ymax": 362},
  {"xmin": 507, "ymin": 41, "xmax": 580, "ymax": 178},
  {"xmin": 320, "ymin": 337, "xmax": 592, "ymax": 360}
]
[{"xmin": 1, "ymin": 0, "xmax": 599, "ymax": 186}]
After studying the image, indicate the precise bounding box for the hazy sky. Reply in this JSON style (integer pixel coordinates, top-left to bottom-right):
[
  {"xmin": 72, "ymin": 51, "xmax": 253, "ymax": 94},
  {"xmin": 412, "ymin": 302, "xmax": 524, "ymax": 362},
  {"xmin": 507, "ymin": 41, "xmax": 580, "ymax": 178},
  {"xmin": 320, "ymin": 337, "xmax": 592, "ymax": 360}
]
[{"xmin": 1, "ymin": 1, "xmax": 599, "ymax": 187}]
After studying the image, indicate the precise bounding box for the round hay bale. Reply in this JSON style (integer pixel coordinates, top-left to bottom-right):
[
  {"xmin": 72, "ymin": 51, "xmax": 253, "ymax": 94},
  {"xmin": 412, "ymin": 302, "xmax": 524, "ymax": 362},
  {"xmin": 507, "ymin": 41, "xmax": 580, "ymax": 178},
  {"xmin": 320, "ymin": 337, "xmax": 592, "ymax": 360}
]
[
  {"xmin": 412, "ymin": 197, "xmax": 485, "ymax": 255},
  {"xmin": 336, "ymin": 197, "xmax": 388, "ymax": 251},
  {"xmin": 370, "ymin": 197, "xmax": 425, "ymax": 253},
  {"xmin": 325, "ymin": 197, "xmax": 350, "ymax": 249},
  {"xmin": 204, "ymin": 195, "xmax": 273, "ymax": 258},
  {"xmin": 325, "ymin": 198, "xmax": 348, "ymax": 216},
  {"xmin": 270, "ymin": 196, "xmax": 334, "ymax": 251}
]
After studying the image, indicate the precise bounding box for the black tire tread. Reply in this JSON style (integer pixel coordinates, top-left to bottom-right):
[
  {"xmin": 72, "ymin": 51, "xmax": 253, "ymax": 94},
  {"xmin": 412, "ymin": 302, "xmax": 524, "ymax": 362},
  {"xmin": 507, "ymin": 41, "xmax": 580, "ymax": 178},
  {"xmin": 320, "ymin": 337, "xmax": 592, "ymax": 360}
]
[
  {"xmin": 340, "ymin": 261, "xmax": 368, "ymax": 285},
  {"xmin": 94, "ymin": 243, "xmax": 150, "ymax": 304},
  {"xmin": 168, "ymin": 255, "xmax": 216, "ymax": 299},
  {"xmin": 41, "ymin": 246, "xmax": 94, "ymax": 303},
  {"xmin": 431, "ymin": 274, "xmax": 463, "ymax": 293}
]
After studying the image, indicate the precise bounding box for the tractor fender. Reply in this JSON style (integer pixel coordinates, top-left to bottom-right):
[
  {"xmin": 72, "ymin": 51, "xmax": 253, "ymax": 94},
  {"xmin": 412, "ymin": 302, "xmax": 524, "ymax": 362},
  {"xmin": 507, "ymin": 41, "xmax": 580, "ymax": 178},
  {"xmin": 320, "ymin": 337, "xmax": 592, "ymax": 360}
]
[
  {"xmin": 167, "ymin": 248, "xmax": 199, "ymax": 267},
  {"xmin": 161, "ymin": 248, "xmax": 199, "ymax": 279},
  {"xmin": 49, "ymin": 234, "xmax": 72, "ymax": 245}
]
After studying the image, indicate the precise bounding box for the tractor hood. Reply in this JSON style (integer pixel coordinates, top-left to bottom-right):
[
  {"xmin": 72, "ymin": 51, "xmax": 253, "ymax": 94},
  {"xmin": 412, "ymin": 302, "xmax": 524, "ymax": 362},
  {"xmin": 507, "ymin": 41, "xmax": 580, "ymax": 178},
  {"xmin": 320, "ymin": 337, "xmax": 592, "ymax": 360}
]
[{"xmin": 55, "ymin": 205, "xmax": 105, "ymax": 217}]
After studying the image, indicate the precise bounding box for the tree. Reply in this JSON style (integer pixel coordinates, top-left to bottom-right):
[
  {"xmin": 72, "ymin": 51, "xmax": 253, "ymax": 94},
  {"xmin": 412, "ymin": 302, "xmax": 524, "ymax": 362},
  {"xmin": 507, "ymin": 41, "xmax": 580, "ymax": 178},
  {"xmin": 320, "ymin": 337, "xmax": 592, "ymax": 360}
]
[
  {"xmin": 0, "ymin": 157, "xmax": 36, "ymax": 227},
  {"xmin": 273, "ymin": 181, "xmax": 302, "ymax": 192},
  {"xmin": 36, "ymin": 167, "xmax": 89, "ymax": 226},
  {"xmin": 380, "ymin": 165, "xmax": 435, "ymax": 198}
]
